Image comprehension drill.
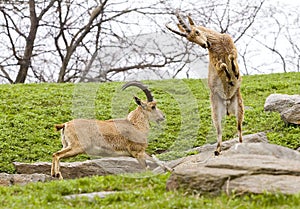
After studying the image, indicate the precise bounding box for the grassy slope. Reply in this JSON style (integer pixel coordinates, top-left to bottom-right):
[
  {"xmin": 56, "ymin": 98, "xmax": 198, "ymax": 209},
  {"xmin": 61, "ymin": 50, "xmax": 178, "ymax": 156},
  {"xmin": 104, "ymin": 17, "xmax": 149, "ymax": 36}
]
[{"xmin": 0, "ymin": 72, "xmax": 299, "ymax": 208}]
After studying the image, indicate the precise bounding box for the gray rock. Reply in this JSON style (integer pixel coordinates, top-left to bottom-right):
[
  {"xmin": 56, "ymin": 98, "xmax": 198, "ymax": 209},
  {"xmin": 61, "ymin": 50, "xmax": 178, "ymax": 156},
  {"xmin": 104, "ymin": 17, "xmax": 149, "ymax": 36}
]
[
  {"xmin": 192, "ymin": 132, "xmax": 268, "ymax": 153},
  {"xmin": 225, "ymin": 142, "xmax": 300, "ymax": 160},
  {"xmin": 14, "ymin": 157, "xmax": 158, "ymax": 179},
  {"xmin": 162, "ymin": 132, "xmax": 268, "ymax": 171},
  {"xmin": 166, "ymin": 165, "xmax": 248, "ymax": 196},
  {"xmin": 264, "ymin": 94, "xmax": 300, "ymax": 125},
  {"xmin": 0, "ymin": 173, "xmax": 52, "ymax": 186},
  {"xmin": 166, "ymin": 142, "xmax": 300, "ymax": 195},
  {"xmin": 264, "ymin": 94, "xmax": 300, "ymax": 113},
  {"xmin": 224, "ymin": 174, "xmax": 300, "ymax": 195},
  {"xmin": 281, "ymin": 103, "xmax": 300, "ymax": 125}
]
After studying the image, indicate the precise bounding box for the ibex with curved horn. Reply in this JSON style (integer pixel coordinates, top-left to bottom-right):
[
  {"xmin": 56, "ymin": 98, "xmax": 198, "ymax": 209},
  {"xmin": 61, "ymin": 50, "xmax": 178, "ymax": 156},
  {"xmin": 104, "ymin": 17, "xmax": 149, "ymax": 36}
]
[
  {"xmin": 166, "ymin": 10, "xmax": 244, "ymax": 155},
  {"xmin": 51, "ymin": 81, "xmax": 170, "ymax": 179}
]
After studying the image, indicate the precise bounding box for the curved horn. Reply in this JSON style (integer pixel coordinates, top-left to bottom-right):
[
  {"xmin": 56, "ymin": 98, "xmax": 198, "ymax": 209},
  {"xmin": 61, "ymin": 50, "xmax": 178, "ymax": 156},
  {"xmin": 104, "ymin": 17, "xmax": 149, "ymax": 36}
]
[
  {"xmin": 175, "ymin": 9, "xmax": 191, "ymax": 33},
  {"xmin": 122, "ymin": 81, "xmax": 154, "ymax": 102},
  {"xmin": 165, "ymin": 22, "xmax": 187, "ymax": 38}
]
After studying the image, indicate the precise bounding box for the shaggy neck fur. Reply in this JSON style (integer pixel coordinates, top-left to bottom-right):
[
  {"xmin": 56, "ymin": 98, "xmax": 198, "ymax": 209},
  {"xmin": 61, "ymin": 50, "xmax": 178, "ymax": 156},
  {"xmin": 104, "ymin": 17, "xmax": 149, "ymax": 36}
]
[
  {"xmin": 197, "ymin": 26, "xmax": 237, "ymax": 62},
  {"xmin": 127, "ymin": 106, "xmax": 150, "ymax": 133}
]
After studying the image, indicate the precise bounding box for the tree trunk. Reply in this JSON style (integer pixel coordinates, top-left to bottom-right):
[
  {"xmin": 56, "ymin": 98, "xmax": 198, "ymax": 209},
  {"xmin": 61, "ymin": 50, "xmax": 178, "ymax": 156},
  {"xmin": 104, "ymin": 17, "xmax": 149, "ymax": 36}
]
[
  {"xmin": 14, "ymin": 0, "xmax": 38, "ymax": 83},
  {"xmin": 56, "ymin": 4, "xmax": 105, "ymax": 83}
]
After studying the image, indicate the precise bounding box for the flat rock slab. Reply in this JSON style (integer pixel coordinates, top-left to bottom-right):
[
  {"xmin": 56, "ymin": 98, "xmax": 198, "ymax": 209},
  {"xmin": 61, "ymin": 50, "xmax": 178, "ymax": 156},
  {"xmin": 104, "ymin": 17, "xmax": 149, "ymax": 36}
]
[
  {"xmin": 164, "ymin": 132, "xmax": 268, "ymax": 170},
  {"xmin": 14, "ymin": 157, "xmax": 157, "ymax": 179},
  {"xmin": 167, "ymin": 142, "xmax": 300, "ymax": 195},
  {"xmin": 0, "ymin": 173, "xmax": 52, "ymax": 186},
  {"xmin": 226, "ymin": 174, "xmax": 300, "ymax": 195},
  {"xmin": 64, "ymin": 191, "xmax": 118, "ymax": 200},
  {"xmin": 224, "ymin": 142, "xmax": 300, "ymax": 160},
  {"xmin": 192, "ymin": 132, "xmax": 268, "ymax": 153}
]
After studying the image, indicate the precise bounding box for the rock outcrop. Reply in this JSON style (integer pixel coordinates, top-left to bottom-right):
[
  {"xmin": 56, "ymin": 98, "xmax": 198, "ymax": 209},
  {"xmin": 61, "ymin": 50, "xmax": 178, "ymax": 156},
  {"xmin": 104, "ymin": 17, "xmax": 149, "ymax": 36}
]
[
  {"xmin": 264, "ymin": 94, "xmax": 300, "ymax": 125},
  {"xmin": 14, "ymin": 157, "xmax": 157, "ymax": 179},
  {"xmin": 166, "ymin": 140, "xmax": 300, "ymax": 195}
]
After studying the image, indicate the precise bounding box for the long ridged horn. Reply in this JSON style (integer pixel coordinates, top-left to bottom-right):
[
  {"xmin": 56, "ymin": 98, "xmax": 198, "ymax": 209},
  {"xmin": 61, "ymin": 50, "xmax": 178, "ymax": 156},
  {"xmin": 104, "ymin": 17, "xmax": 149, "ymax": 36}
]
[
  {"xmin": 122, "ymin": 81, "xmax": 154, "ymax": 102},
  {"xmin": 175, "ymin": 9, "xmax": 191, "ymax": 33},
  {"xmin": 165, "ymin": 22, "xmax": 187, "ymax": 38}
]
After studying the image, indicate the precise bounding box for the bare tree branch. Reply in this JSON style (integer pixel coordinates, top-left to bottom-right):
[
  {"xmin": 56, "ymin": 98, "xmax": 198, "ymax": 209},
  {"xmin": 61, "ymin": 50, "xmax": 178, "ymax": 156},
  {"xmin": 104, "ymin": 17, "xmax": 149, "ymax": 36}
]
[{"xmin": 234, "ymin": 0, "xmax": 265, "ymax": 43}]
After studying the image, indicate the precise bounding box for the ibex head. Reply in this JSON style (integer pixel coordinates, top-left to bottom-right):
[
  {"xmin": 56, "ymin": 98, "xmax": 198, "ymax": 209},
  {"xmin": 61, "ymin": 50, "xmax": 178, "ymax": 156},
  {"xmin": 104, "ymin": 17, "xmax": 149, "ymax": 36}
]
[
  {"xmin": 122, "ymin": 81, "xmax": 165, "ymax": 123},
  {"xmin": 166, "ymin": 9, "xmax": 210, "ymax": 49}
]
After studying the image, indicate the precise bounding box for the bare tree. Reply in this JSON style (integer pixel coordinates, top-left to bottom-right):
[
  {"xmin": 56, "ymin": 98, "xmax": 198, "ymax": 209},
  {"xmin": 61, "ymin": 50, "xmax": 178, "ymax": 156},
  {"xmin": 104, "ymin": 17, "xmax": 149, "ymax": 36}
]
[
  {"xmin": 0, "ymin": 0, "xmax": 298, "ymax": 83},
  {"xmin": 54, "ymin": 0, "xmax": 108, "ymax": 82},
  {"xmin": 1, "ymin": 0, "xmax": 180, "ymax": 83},
  {"xmin": 237, "ymin": 2, "xmax": 300, "ymax": 74},
  {"xmin": 0, "ymin": 0, "xmax": 56, "ymax": 83},
  {"xmin": 48, "ymin": 0, "xmax": 187, "ymax": 82}
]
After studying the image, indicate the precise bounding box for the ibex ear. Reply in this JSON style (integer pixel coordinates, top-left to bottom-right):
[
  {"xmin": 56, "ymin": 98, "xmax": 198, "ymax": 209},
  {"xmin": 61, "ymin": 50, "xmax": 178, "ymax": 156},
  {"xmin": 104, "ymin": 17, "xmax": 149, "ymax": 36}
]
[
  {"xmin": 134, "ymin": 96, "xmax": 142, "ymax": 106},
  {"xmin": 187, "ymin": 15, "xmax": 195, "ymax": 26},
  {"xmin": 134, "ymin": 96, "xmax": 147, "ymax": 109}
]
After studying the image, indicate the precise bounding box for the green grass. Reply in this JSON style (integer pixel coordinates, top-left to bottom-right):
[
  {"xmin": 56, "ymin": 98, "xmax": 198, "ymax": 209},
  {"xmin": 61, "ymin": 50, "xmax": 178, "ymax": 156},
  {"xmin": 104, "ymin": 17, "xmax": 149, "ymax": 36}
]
[
  {"xmin": 0, "ymin": 172, "xmax": 299, "ymax": 209},
  {"xmin": 0, "ymin": 72, "xmax": 299, "ymax": 208}
]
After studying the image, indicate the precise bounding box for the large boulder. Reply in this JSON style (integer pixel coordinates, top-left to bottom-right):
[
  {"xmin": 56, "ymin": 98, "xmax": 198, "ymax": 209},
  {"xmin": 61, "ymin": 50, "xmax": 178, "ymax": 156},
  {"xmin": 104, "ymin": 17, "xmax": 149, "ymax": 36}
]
[
  {"xmin": 264, "ymin": 94, "xmax": 300, "ymax": 125},
  {"xmin": 166, "ymin": 141, "xmax": 300, "ymax": 195},
  {"xmin": 14, "ymin": 157, "xmax": 157, "ymax": 179}
]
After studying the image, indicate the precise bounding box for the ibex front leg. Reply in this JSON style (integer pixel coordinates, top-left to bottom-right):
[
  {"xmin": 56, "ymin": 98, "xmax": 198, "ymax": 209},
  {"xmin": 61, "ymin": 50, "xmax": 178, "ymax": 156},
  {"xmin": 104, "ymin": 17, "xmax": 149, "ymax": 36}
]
[{"xmin": 211, "ymin": 93, "xmax": 227, "ymax": 156}]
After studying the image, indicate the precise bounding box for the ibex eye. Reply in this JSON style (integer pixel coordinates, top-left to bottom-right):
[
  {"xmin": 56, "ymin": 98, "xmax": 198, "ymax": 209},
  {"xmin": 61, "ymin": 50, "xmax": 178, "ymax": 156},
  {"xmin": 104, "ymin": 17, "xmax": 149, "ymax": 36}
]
[
  {"xmin": 151, "ymin": 106, "xmax": 156, "ymax": 110},
  {"xmin": 195, "ymin": 30, "xmax": 200, "ymax": 35}
]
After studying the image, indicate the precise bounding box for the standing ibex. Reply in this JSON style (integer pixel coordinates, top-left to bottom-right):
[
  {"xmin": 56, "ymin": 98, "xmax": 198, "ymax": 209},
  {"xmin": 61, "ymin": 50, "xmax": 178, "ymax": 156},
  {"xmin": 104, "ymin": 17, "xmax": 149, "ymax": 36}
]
[
  {"xmin": 51, "ymin": 81, "xmax": 171, "ymax": 179},
  {"xmin": 166, "ymin": 10, "xmax": 244, "ymax": 155}
]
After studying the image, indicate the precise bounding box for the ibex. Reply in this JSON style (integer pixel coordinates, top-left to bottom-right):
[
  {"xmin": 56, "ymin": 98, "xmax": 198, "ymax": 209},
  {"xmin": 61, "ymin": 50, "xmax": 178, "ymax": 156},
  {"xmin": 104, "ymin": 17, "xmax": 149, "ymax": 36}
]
[
  {"xmin": 166, "ymin": 10, "xmax": 244, "ymax": 155},
  {"xmin": 51, "ymin": 81, "xmax": 171, "ymax": 179}
]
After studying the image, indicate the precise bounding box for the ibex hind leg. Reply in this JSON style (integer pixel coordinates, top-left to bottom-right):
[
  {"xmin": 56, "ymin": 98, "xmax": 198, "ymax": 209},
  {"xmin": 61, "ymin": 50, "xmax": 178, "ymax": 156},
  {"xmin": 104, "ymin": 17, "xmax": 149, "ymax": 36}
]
[
  {"xmin": 229, "ymin": 91, "xmax": 244, "ymax": 143},
  {"xmin": 237, "ymin": 91, "xmax": 244, "ymax": 143},
  {"xmin": 137, "ymin": 157, "xmax": 148, "ymax": 169},
  {"xmin": 211, "ymin": 94, "xmax": 226, "ymax": 156},
  {"xmin": 229, "ymin": 90, "xmax": 244, "ymax": 142},
  {"xmin": 51, "ymin": 147, "xmax": 83, "ymax": 179},
  {"xmin": 131, "ymin": 151, "xmax": 148, "ymax": 169}
]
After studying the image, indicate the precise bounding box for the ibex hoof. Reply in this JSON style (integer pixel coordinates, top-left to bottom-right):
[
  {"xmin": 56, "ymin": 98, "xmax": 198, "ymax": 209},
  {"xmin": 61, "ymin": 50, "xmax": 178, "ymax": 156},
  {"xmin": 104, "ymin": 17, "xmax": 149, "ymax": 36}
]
[
  {"xmin": 214, "ymin": 150, "xmax": 220, "ymax": 156},
  {"xmin": 52, "ymin": 172, "xmax": 63, "ymax": 180}
]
